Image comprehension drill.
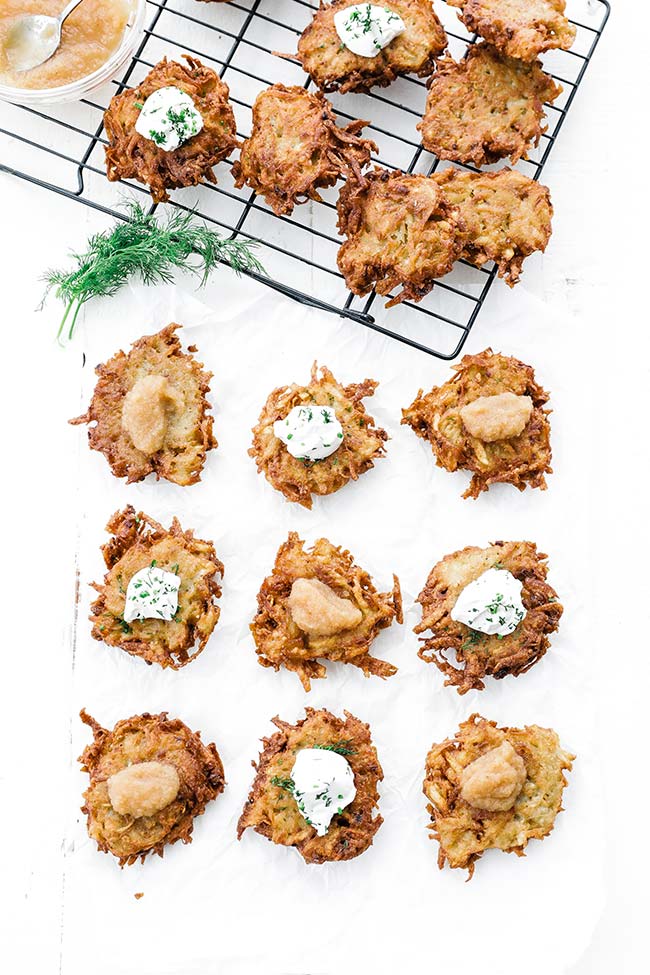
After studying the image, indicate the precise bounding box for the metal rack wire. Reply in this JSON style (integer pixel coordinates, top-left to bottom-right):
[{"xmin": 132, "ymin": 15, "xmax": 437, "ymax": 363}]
[{"xmin": 0, "ymin": 0, "xmax": 609, "ymax": 358}]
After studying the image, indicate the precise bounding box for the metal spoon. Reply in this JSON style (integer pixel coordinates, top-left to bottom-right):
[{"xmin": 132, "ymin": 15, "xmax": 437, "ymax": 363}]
[{"xmin": 4, "ymin": 0, "xmax": 86, "ymax": 73}]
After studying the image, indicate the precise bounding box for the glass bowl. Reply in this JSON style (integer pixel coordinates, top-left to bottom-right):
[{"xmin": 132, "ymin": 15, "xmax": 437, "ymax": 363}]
[{"xmin": 0, "ymin": 0, "xmax": 146, "ymax": 106}]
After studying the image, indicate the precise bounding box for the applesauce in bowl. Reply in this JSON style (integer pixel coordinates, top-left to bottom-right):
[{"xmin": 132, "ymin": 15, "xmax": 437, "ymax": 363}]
[{"xmin": 0, "ymin": 0, "xmax": 145, "ymax": 103}]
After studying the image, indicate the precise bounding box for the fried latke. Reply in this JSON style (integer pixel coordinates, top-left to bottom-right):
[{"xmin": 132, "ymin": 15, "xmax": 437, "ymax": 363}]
[
  {"xmin": 70, "ymin": 324, "xmax": 216, "ymax": 486},
  {"xmin": 232, "ymin": 84, "xmax": 377, "ymax": 216},
  {"xmin": 79, "ymin": 709, "xmax": 225, "ymax": 866},
  {"xmin": 337, "ymin": 168, "xmax": 463, "ymax": 306},
  {"xmin": 414, "ymin": 540, "xmax": 562, "ymax": 693},
  {"xmin": 251, "ymin": 531, "xmax": 401, "ymax": 690},
  {"xmin": 402, "ymin": 349, "xmax": 552, "ymax": 498},
  {"xmin": 90, "ymin": 505, "xmax": 223, "ymax": 669},
  {"xmin": 447, "ymin": 0, "xmax": 576, "ymax": 60},
  {"xmin": 423, "ymin": 713, "xmax": 574, "ymax": 876},
  {"xmin": 104, "ymin": 56, "xmax": 237, "ymax": 203},
  {"xmin": 294, "ymin": 0, "xmax": 447, "ymax": 94},
  {"xmin": 418, "ymin": 42, "xmax": 561, "ymax": 167},
  {"xmin": 433, "ymin": 167, "xmax": 553, "ymax": 285},
  {"xmin": 250, "ymin": 362, "xmax": 387, "ymax": 508},
  {"xmin": 238, "ymin": 708, "xmax": 383, "ymax": 863}
]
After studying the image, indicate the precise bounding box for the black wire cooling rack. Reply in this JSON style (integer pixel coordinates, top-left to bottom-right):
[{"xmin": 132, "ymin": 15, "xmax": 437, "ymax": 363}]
[{"xmin": 0, "ymin": 0, "xmax": 609, "ymax": 358}]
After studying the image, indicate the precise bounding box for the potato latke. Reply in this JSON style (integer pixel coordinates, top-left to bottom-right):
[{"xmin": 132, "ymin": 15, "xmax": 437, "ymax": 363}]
[
  {"xmin": 423, "ymin": 713, "xmax": 574, "ymax": 875},
  {"xmin": 402, "ymin": 349, "xmax": 552, "ymax": 498},
  {"xmin": 79, "ymin": 709, "xmax": 225, "ymax": 866},
  {"xmin": 90, "ymin": 505, "xmax": 223, "ymax": 669},
  {"xmin": 251, "ymin": 531, "xmax": 401, "ymax": 690},
  {"xmin": 414, "ymin": 540, "xmax": 562, "ymax": 693},
  {"xmin": 238, "ymin": 708, "xmax": 383, "ymax": 863}
]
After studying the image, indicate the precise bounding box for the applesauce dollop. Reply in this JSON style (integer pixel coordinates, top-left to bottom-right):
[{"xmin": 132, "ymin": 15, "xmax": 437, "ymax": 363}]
[{"xmin": 0, "ymin": 0, "xmax": 131, "ymax": 90}]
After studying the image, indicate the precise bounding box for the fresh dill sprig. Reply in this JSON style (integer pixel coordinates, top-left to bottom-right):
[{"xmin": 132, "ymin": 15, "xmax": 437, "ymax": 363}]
[
  {"xmin": 41, "ymin": 201, "xmax": 265, "ymax": 342},
  {"xmin": 314, "ymin": 740, "xmax": 356, "ymax": 756}
]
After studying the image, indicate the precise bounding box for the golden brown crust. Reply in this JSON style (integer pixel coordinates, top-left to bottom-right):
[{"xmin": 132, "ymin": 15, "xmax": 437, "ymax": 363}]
[
  {"xmin": 414, "ymin": 540, "xmax": 562, "ymax": 693},
  {"xmin": 447, "ymin": 0, "xmax": 576, "ymax": 61},
  {"xmin": 237, "ymin": 709, "xmax": 383, "ymax": 863},
  {"xmin": 294, "ymin": 0, "xmax": 447, "ymax": 94},
  {"xmin": 402, "ymin": 349, "xmax": 552, "ymax": 498},
  {"xmin": 79, "ymin": 709, "xmax": 225, "ymax": 866},
  {"xmin": 70, "ymin": 324, "xmax": 216, "ymax": 486},
  {"xmin": 90, "ymin": 505, "xmax": 223, "ymax": 670},
  {"xmin": 337, "ymin": 168, "xmax": 463, "ymax": 306},
  {"xmin": 433, "ymin": 168, "xmax": 553, "ymax": 285},
  {"xmin": 423, "ymin": 713, "xmax": 574, "ymax": 876},
  {"xmin": 251, "ymin": 532, "xmax": 401, "ymax": 691},
  {"xmin": 104, "ymin": 56, "xmax": 238, "ymax": 203},
  {"xmin": 250, "ymin": 362, "xmax": 387, "ymax": 508},
  {"xmin": 418, "ymin": 43, "xmax": 561, "ymax": 167},
  {"xmin": 232, "ymin": 84, "xmax": 377, "ymax": 216}
]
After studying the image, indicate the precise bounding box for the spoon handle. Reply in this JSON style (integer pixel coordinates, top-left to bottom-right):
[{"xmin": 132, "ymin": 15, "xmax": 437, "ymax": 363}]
[{"xmin": 58, "ymin": 0, "xmax": 86, "ymax": 26}]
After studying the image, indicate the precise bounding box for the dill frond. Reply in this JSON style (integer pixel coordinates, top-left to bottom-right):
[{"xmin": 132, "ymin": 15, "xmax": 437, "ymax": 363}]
[{"xmin": 42, "ymin": 202, "xmax": 265, "ymax": 341}]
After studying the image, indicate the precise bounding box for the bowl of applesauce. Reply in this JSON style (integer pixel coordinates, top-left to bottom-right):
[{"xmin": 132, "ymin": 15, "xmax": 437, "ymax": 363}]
[{"xmin": 0, "ymin": 0, "xmax": 146, "ymax": 104}]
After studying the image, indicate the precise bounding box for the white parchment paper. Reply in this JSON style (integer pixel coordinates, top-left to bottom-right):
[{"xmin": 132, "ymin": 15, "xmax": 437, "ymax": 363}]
[{"xmin": 60, "ymin": 271, "xmax": 604, "ymax": 975}]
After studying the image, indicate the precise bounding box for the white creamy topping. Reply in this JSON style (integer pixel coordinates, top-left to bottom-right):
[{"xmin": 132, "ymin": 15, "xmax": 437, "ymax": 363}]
[
  {"xmin": 134, "ymin": 86, "xmax": 203, "ymax": 152},
  {"xmin": 334, "ymin": 3, "xmax": 406, "ymax": 58},
  {"xmin": 273, "ymin": 405, "xmax": 344, "ymax": 461},
  {"xmin": 291, "ymin": 748, "xmax": 356, "ymax": 836},
  {"xmin": 124, "ymin": 564, "xmax": 180, "ymax": 623},
  {"xmin": 450, "ymin": 567, "xmax": 526, "ymax": 637}
]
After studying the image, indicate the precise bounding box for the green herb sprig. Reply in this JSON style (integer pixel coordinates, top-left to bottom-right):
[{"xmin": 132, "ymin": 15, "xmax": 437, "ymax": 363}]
[{"xmin": 42, "ymin": 202, "xmax": 265, "ymax": 342}]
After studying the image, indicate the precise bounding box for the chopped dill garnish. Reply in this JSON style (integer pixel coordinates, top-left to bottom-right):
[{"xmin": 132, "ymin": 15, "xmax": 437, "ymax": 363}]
[
  {"xmin": 314, "ymin": 741, "xmax": 356, "ymax": 757},
  {"xmin": 42, "ymin": 202, "xmax": 265, "ymax": 342},
  {"xmin": 270, "ymin": 775, "xmax": 295, "ymax": 793},
  {"xmin": 461, "ymin": 629, "xmax": 486, "ymax": 652}
]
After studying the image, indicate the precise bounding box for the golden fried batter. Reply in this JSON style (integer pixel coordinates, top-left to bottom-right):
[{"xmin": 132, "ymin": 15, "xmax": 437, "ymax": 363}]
[
  {"xmin": 337, "ymin": 168, "xmax": 463, "ymax": 306},
  {"xmin": 90, "ymin": 505, "xmax": 223, "ymax": 670},
  {"xmin": 402, "ymin": 349, "xmax": 552, "ymax": 498},
  {"xmin": 71, "ymin": 324, "xmax": 216, "ymax": 486},
  {"xmin": 79, "ymin": 709, "xmax": 225, "ymax": 866},
  {"xmin": 423, "ymin": 713, "xmax": 574, "ymax": 876},
  {"xmin": 251, "ymin": 532, "xmax": 402, "ymax": 691},
  {"xmin": 414, "ymin": 540, "xmax": 562, "ymax": 693},
  {"xmin": 238, "ymin": 709, "xmax": 383, "ymax": 863},
  {"xmin": 250, "ymin": 362, "xmax": 387, "ymax": 508},
  {"xmin": 294, "ymin": 0, "xmax": 447, "ymax": 94},
  {"xmin": 447, "ymin": 0, "xmax": 576, "ymax": 60},
  {"xmin": 104, "ymin": 56, "xmax": 238, "ymax": 203},
  {"xmin": 419, "ymin": 43, "xmax": 561, "ymax": 167},
  {"xmin": 232, "ymin": 84, "xmax": 376, "ymax": 216},
  {"xmin": 433, "ymin": 167, "xmax": 553, "ymax": 285}
]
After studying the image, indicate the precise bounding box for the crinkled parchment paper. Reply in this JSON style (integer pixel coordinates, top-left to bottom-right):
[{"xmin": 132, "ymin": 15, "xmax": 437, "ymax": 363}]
[{"xmin": 60, "ymin": 270, "xmax": 604, "ymax": 975}]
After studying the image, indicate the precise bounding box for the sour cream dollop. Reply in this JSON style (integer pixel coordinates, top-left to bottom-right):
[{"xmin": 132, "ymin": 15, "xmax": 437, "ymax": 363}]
[
  {"xmin": 124, "ymin": 564, "xmax": 181, "ymax": 623},
  {"xmin": 451, "ymin": 567, "xmax": 526, "ymax": 637},
  {"xmin": 134, "ymin": 86, "xmax": 203, "ymax": 152},
  {"xmin": 273, "ymin": 405, "xmax": 344, "ymax": 461},
  {"xmin": 334, "ymin": 4, "xmax": 406, "ymax": 58},
  {"xmin": 291, "ymin": 748, "xmax": 356, "ymax": 836}
]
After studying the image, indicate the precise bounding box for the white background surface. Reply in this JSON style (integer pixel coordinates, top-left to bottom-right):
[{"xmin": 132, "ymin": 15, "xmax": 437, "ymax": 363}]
[{"xmin": 1, "ymin": 1, "xmax": 648, "ymax": 973}]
